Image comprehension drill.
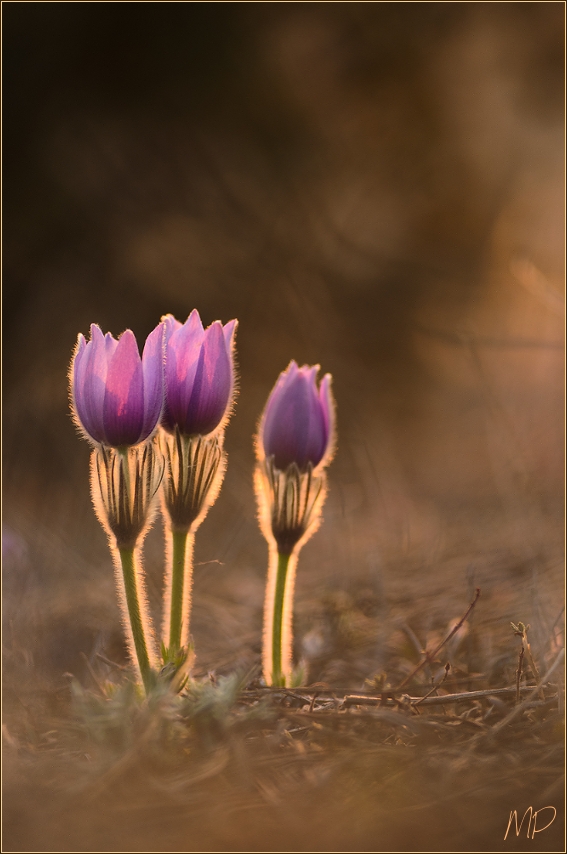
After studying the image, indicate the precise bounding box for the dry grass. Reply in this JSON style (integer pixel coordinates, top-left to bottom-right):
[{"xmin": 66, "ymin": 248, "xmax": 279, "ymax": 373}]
[{"xmin": 3, "ymin": 576, "xmax": 564, "ymax": 852}]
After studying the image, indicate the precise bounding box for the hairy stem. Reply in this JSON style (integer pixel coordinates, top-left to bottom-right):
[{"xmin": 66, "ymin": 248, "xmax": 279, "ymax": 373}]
[
  {"xmin": 272, "ymin": 551, "xmax": 290, "ymax": 686},
  {"xmin": 263, "ymin": 549, "xmax": 298, "ymax": 687},
  {"xmin": 163, "ymin": 528, "xmax": 195, "ymax": 655},
  {"xmin": 118, "ymin": 547, "xmax": 153, "ymax": 693},
  {"xmin": 169, "ymin": 528, "xmax": 191, "ymax": 652}
]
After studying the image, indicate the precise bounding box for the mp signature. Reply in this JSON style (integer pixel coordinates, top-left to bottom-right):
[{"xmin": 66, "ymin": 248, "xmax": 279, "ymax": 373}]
[{"xmin": 504, "ymin": 805, "xmax": 557, "ymax": 840}]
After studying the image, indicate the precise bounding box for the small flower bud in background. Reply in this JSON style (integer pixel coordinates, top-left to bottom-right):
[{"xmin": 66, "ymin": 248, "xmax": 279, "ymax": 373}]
[
  {"xmin": 260, "ymin": 361, "xmax": 334, "ymax": 473},
  {"xmin": 159, "ymin": 310, "xmax": 238, "ymax": 665},
  {"xmin": 255, "ymin": 361, "xmax": 336, "ymax": 687},
  {"xmin": 70, "ymin": 322, "xmax": 164, "ymax": 448},
  {"xmin": 256, "ymin": 361, "xmax": 335, "ymax": 556}
]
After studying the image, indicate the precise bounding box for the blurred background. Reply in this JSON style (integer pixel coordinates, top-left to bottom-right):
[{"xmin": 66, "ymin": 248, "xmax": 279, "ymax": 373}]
[{"xmin": 3, "ymin": 2, "xmax": 564, "ymax": 850}]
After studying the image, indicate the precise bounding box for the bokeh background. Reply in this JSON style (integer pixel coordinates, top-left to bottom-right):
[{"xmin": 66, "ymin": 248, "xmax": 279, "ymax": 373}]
[{"xmin": 3, "ymin": 2, "xmax": 564, "ymax": 851}]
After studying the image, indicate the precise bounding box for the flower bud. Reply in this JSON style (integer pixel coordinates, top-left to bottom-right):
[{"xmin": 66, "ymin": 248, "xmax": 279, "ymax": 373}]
[
  {"xmin": 255, "ymin": 361, "xmax": 336, "ymax": 555},
  {"xmin": 259, "ymin": 361, "xmax": 334, "ymax": 473}
]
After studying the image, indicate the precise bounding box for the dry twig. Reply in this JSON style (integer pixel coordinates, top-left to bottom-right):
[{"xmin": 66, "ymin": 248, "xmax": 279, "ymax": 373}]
[
  {"xmin": 393, "ymin": 589, "xmax": 481, "ymax": 691},
  {"xmin": 343, "ymin": 685, "xmax": 541, "ymax": 709},
  {"xmin": 412, "ymin": 663, "xmax": 450, "ymax": 708},
  {"xmin": 515, "ymin": 645, "xmax": 524, "ymax": 705},
  {"xmin": 484, "ymin": 647, "xmax": 565, "ymax": 739}
]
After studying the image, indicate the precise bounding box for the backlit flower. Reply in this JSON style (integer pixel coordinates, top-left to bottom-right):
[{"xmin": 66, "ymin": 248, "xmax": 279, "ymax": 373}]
[
  {"xmin": 71, "ymin": 323, "xmax": 164, "ymax": 447},
  {"xmin": 259, "ymin": 361, "xmax": 335, "ymax": 472},
  {"xmin": 255, "ymin": 360, "xmax": 336, "ymax": 687},
  {"xmin": 161, "ymin": 310, "xmax": 237, "ymax": 437}
]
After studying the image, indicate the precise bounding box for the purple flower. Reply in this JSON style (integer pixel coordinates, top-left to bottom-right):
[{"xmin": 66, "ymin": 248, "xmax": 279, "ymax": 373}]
[
  {"xmin": 161, "ymin": 310, "xmax": 237, "ymax": 437},
  {"xmin": 71, "ymin": 322, "xmax": 165, "ymax": 447},
  {"xmin": 260, "ymin": 361, "xmax": 335, "ymax": 472}
]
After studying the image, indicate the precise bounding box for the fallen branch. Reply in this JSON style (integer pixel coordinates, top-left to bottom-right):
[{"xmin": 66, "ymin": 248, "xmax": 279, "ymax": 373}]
[{"xmin": 343, "ymin": 686, "xmax": 545, "ymax": 708}]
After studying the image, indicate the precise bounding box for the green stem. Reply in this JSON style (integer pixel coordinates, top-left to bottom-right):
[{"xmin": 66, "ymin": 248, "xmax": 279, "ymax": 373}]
[
  {"xmin": 272, "ymin": 551, "xmax": 291, "ymax": 687},
  {"xmin": 169, "ymin": 528, "xmax": 190, "ymax": 652},
  {"xmin": 118, "ymin": 547, "xmax": 153, "ymax": 694}
]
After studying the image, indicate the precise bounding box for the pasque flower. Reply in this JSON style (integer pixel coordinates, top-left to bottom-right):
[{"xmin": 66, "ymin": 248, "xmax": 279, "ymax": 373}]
[
  {"xmin": 260, "ymin": 361, "xmax": 334, "ymax": 472},
  {"xmin": 255, "ymin": 361, "xmax": 336, "ymax": 687},
  {"xmin": 70, "ymin": 321, "xmax": 166, "ymax": 693},
  {"xmin": 162, "ymin": 310, "xmax": 237, "ymax": 437},
  {"xmin": 159, "ymin": 310, "xmax": 238, "ymax": 665},
  {"xmin": 71, "ymin": 322, "xmax": 164, "ymax": 447}
]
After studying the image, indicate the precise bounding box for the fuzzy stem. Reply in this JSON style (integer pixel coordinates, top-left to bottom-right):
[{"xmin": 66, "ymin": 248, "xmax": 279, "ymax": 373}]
[
  {"xmin": 169, "ymin": 528, "xmax": 191, "ymax": 652},
  {"xmin": 263, "ymin": 548, "xmax": 298, "ymax": 686},
  {"xmin": 118, "ymin": 546, "xmax": 153, "ymax": 693},
  {"xmin": 272, "ymin": 551, "xmax": 290, "ymax": 686},
  {"xmin": 163, "ymin": 528, "xmax": 195, "ymax": 654}
]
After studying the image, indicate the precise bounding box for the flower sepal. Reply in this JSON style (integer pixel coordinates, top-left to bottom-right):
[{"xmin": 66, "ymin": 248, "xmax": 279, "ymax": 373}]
[
  {"xmin": 255, "ymin": 456, "xmax": 327, "ymax": 556},
  {"xmin": 91, "ymin": 441, "xmax": 164, "ymax": 550},
  {"xmin": 160, "ymin": 427, "xmax": 226, "ymax": 533}
]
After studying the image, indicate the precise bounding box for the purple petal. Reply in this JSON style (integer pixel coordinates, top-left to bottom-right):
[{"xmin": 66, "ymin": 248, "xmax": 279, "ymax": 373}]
[
  {"xmin": 140, "ymin": 321, "xmax": 165, "ymax": 440},
  {"xmin": 291, "ymin": 371, "xmax": 326, "ymax": 469},
  {"xmin": 184, "ymin": 321, "xmax": 231, "ymax": 435},
  {"xmin": 71, "ymin": 333, "xmax": 92, "ymax": 436},
  {"xmin": 161, "ymin": 315, "xmax": 182, "ymax": 431},
  {"xmin": 105, "ymin": 331, "xmax": 118, "ymax": 357},
  {"xmin": 75, "ymin": 325, "xmax": 109, "ymax": 443},
  {"xmin": 162, "ymin": 313, "xmax": 182, "ymax": 347},
  {"xmin": 72, "ymin": 333, "xmax": 86, "ymax": 399},
  {"xmin": 223, "ymin": 319, "xmax": 238, "ymax": 398},
  {"xmin": 318, "ymin": 373, "xmax": 334, "ymax": 458},
  {"xmin": 223, "ymin": 318, "xmax": 238, "ymax": 351},
  {"xmin": 303, "ymin": 371, "xmax": 327, "ymax": 466},
  {"xmin": 261, "ymin": 361, "xmax": 297, "ymax": 457},
  {"xmin": 103, "ymin": 330, "xmax": 144, "ymax": 446},
  {"xmin": 163, "ymin": 311, "xmax": 205, "ymax": 431}
]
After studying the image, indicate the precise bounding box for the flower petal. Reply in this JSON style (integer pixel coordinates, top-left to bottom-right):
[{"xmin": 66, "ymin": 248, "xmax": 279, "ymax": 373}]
[
  {"xmin": 184, "ymin": 321, "xmax": 231, "ymax": 435},
  {"xmin": 302, "ymin": 370, "xmax": 327, "ymax": 468},
  {"xmin": 103, "ymin": 329, "xmax": 144, "ymax": 446},
  {"xmin": 75, "ymin": 325, "xmax": 109, "ymax": 443},
  {"xmin": 163, "ymin": 311, "xmax": 205, "ymax": 432},
  {"xmin": 162, "ymin": 313, "xmax": 182, "ymax": 347},
  {"xmin": 318, "ymin": 373, "xmax": 335, "ymax": 463},
  {"xmin": 140, "ymin": 320, "xmax": 165, "ymax": 441},
  {"xmin": 223, "ymin": 318, "xmax": 238, "ymax": 351},
  {"xmin": 261, "ymin": 363, "xmax": 294, "ymax": 454},
  {"xmin": 71, "ymin": 333, "xmax": 91, "ymax": 437}
]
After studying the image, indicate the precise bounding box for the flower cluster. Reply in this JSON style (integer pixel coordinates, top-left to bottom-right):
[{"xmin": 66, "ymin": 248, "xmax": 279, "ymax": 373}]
[
  {"xmin": 70, "ymin": 311, "xmax": 238, "ymax": 689},
  {"xmin": 70, "ymin": 311, "xmax": 336, "ymax": 691},
  {"xmin": 71, "ymin": 310, "xmax": 237, "ymax": 452}
]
